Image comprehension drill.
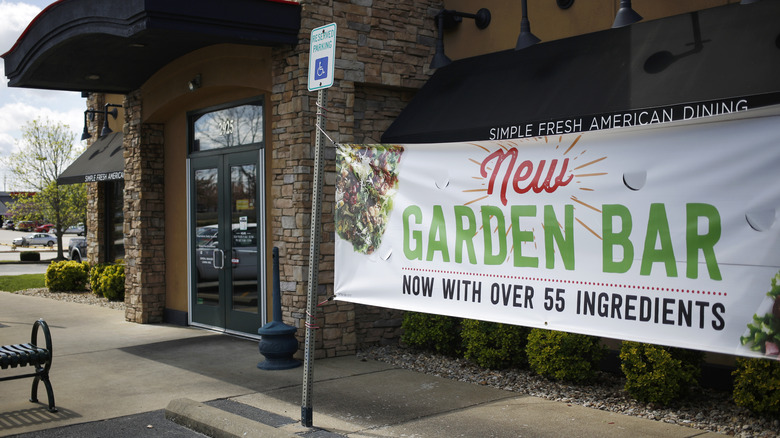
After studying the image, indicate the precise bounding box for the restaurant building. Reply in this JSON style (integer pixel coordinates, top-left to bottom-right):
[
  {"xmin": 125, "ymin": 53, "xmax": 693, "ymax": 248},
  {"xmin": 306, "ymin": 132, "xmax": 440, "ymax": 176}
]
[{"xmin": 4, "ymin": 0, "xmax": 777, "ymax": 358}]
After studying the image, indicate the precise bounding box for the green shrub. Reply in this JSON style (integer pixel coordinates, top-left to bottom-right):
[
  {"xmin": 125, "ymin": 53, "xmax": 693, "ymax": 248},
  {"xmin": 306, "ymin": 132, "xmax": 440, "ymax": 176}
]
[
  {"xmin": 620, "ymin": 341, "xmax": 704, "ymax": 405},
  {"xmin": 526, "ymin": 329, "xmax": 606, "ymax": 383},
  {"xmin": 88, "ymin": 263, "xmax": 125, "ymax": 301},
  {"xmin": 96, "ymin": 264, "xmax": 125, "ymax": 301},
  {"xmin": 19, "ymin": 251, "xmax": 40, "ymax": 262},
  {"xmin": 401, "ymin": 312, "xmax": 462, "ymax": 356},
  {"xmin": 732, "ymin": 357, "xmax": 780, "ymax": 416},
  {"xmin": 45, "ymin": 260, "xmax": 90, "ymax": 292},
  {"xmin": 89, "ymin": 263, "xmax": 111, "ymax": 296},
  {"xmin": 461, "ymin": 319, "xmax": 530, "ymax": 369}
]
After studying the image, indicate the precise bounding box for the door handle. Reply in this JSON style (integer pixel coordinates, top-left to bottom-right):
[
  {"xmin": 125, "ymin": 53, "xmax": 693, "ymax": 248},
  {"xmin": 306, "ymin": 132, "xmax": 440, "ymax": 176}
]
[{"xmin": 213, "ymin": 249, "xmax": 225, "ymax": 270}]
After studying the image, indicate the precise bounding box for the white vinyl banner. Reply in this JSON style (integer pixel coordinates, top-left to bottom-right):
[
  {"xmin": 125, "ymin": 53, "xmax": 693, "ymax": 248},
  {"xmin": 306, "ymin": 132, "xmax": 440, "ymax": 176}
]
[{"xmin": 334, "ymin": 106, "xmax": 780, "ymax": 360}]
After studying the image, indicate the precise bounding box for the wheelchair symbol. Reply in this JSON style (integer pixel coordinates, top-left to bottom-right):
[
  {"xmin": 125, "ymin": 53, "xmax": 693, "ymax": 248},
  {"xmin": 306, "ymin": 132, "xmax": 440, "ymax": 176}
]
[{"xmin": 314, "ymin": 57, "xmax": 328, "ymax": 81}]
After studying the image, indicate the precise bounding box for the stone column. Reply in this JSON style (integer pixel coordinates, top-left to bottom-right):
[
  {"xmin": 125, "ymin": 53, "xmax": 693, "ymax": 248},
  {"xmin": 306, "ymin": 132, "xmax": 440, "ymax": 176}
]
[
  {"xmin": 269, "ymin": 0, "xmax": 441, "ymax": 358},
  {"xmin": 85, "ymin": 182, "xmax": 104, "ymax": 265},
  {"xmin": 123, "ymin": 91, "xmax": 166, "ymax": 323},
  {"xmin": 84, "ymin": 93, "xmax": 108, "ymax": 264}
]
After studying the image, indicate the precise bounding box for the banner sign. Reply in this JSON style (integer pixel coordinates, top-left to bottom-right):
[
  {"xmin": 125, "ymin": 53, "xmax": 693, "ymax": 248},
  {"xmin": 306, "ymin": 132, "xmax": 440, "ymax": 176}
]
[{"xmin": 334, "ymin": 106, "xmax": 780, "ymax": 359}]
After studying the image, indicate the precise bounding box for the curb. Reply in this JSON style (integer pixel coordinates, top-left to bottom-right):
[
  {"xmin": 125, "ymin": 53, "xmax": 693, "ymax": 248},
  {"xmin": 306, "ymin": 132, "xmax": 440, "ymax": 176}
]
[{"xmin": 165, "ymin": 398, "xmax": 299, "ymax": 438}]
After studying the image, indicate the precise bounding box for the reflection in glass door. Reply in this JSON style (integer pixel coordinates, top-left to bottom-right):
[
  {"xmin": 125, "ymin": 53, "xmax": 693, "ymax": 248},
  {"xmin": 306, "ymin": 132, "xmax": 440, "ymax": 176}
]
[
  {"xmin": 228, "ymin": 161, "xmax": 259, "ymax": 317},
  {"xmin": 193, "ymin": 164, "xmax": 220, "ymax": 314},
  {"xmin": 190, "ymin": 151, "xmax": 265, "ymax": 335}
]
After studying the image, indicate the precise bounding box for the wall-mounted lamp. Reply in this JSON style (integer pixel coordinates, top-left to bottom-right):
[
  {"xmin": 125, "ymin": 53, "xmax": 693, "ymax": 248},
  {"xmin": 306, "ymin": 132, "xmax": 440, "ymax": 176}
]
[
  {"xmin": 430, "ymin": 8, "xmax": 491, "ymax": 69},
  {"xmin": 515, "ymin": 0, "xmax": 541, "ymax": 51},
  {"xmin": 81, "ymin": 103, "xmax": 121, "ymax": 140},
  {"xmin": 557, "ymin": 0, "xmax": 574, "ymax": 9},
  {"xmin": 80, "ymin": 109, "xmax": 98, "ymax": 141},
  {"xmin": 101, "ymin": 104, "xmax": 122, "ymax": 137},
  {"xmin": 612, "ymin": 0, "xmax": 642, "ymax": 28},
  {"xmin": 187, "ymin": 74, "xmax": 202, "ymax": 91}
]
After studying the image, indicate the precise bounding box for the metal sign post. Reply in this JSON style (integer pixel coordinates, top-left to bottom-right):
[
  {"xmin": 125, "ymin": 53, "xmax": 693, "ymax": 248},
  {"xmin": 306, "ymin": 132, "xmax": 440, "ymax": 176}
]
[{"xmin": 302, "ymin": 22, "xmax": 336, "ymax": 428}]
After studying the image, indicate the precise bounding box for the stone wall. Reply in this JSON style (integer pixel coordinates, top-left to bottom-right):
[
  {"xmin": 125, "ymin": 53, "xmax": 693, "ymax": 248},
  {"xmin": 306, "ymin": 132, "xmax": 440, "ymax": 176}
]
[
  {"xmin": 271, "ymin": 0, "xmax": 442, "ymax": 357},
  {"xmin": 84, "ymin": 93, "xmax": 107, "ymax": 265},
  {"xmin": 123, "ymin": 91, "xmax": 167, "ymax": 324},
  {"xmin": 84, "ymin": 0, "xmax": 440, "ymax": 352}
]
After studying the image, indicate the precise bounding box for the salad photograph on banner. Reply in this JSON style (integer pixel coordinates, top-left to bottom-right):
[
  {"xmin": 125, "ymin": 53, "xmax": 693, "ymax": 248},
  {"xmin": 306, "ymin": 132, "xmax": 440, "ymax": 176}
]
[
  {"xmin": 335, "ymin": 144, "xmax": 404, "ymax": 255},
  {"xmin": 334, "ymin": 106, "xmax": 780, "ymax": 360}
]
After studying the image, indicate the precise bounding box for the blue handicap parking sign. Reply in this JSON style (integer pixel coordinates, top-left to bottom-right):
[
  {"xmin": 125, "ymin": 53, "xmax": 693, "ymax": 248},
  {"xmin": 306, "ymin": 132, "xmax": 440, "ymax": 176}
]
[
  {"xmin": 308, "ymin": 22, "xmax": 336, "ymax": 91},
  {"xmin": 314, "ymin": 57, "xmax": 328, "ymax": 81}
]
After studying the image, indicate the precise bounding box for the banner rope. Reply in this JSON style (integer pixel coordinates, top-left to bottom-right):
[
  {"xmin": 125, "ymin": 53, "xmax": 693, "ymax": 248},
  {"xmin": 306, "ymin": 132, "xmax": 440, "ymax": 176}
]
[
  {"xmin": 315, "ymin": 101, "xmax": 337, "ymax": 145},
  {"xmin": 304, "ymin": 296, "xmax": 336, "ymax": 330}
]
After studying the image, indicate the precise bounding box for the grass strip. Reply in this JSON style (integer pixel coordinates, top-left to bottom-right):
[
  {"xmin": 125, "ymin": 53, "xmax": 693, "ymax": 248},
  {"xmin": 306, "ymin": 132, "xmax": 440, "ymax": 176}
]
[{"xmin": 0, "ymin": 274, "xmax": 46, "ymax": 292}]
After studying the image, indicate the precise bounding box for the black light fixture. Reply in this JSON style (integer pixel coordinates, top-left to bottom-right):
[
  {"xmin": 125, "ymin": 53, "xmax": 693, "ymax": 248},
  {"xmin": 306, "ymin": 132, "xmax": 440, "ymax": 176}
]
[
  {"xmin": 80, "ymin": 109, "xmax": 98, "ymax": 141},
  {"xmin": 100, "ymin": 104, "xmax": 122, "ymax": 137},
  {"xmin": 187, "ymin": 74, "xmax": 202, "ymax": 91},
  {"xmin": 430, "ymin": 8, "xmax": 491, "ymax": 69},
  {"xmin": 515, "ymin": 0, "xmax": 541, "ymax": 51},
  {"xmin": 740, "ymin": 0, "xmax": 760, "ymax": 4},
  {"xmin": 430, "ymin": 11, "xmax": 451, "ymax": 69},
  {"xmin": 612, "ymin": 0, "xmax": 642, "ymax": 28},
  {"xmin": 81, "ymin": 103, "xmax": 121, "ymax": 140},
  {"xmin": 557, "ymin": 0, "xmax": 574, "ymax": 9}
]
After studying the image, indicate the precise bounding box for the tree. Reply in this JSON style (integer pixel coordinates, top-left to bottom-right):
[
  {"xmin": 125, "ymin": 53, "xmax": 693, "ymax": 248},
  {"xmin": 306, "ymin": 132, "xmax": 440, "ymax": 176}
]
[{"xmin": 4, "ymin": 119, "xmax": 87, "ymax": 259}]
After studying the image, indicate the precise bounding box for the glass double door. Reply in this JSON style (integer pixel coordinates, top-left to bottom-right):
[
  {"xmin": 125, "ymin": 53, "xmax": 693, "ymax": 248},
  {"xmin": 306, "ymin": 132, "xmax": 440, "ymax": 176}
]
[{"xmin": 190, "ymin": 150, "xmax": 265, "ymax": 335}]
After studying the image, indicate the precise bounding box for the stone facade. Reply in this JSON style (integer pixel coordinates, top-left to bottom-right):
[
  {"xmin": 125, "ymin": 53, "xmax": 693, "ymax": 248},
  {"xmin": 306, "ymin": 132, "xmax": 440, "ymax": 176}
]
[
  {"xmin": 84, "ymin": 93, "xmax": 108, "ymax": 266},
  {"xmin": 122, "ymin": 91, "xmax": 166, "ymax": 324},
  {"xmin": 91, "ymin": 0, "xmax": 441, "ymax": 356},
  {"xmin": 270, "ymin": 0, "xmax": 441, "ymax": 357}
]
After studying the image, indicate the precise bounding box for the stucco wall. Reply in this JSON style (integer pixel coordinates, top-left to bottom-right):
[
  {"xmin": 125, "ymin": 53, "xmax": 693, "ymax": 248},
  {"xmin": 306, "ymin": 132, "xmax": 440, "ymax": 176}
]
[
  {"xmin": 442, "ymin": 0, "xmax": 739, "ymax": 61},
  {"xmin": 136, "ymin": 45, "xmax": 276, "ymax": 317}
]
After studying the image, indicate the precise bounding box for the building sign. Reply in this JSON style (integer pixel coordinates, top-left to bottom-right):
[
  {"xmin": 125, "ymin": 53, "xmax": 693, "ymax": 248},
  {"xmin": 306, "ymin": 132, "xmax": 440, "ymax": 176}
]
[
  {"xmin": 83, "ymin": 171, "xmax": 124, "ymax": 183},
  {"xmin": 487, "ymin": 92, "xmax": 780, "ymax": 141},
  {"xmin": 334, "ymin": 105, "xmax": 780, "ymax": 360},
  {"xmin": 308, "ymin": 23, "xmax": 337, "ymax": 91}
]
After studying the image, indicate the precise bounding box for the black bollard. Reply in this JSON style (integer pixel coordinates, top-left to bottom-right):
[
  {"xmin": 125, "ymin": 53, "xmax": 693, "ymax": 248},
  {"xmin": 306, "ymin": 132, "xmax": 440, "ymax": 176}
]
[{"xmin": 257, "ymin": 247, "xmax": 301, "ymax": 370}]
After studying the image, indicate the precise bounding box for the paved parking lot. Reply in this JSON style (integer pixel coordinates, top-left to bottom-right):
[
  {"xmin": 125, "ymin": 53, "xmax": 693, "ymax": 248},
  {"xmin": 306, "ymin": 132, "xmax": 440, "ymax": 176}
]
[
  {"xmin": 0, "ymin": 228, "xmax": 79, "ymax": 251},
  {"xmin": 0, "ymin": 228, "xmax": 82, "ymax": 274}
]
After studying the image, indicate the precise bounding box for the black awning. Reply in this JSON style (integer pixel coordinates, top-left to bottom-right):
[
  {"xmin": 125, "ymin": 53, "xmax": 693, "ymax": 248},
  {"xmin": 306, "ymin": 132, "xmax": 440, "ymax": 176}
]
[
  {"xmin": 382, "ymin": 1, "xmax": 780, "ymax": 144},
  {"xmin": 2, "ymin": 0, "xmax": 301, "ymax": 93},
  {"xmin": 58, "ymin": 133, "xmax": 124, "ymax": 185}
]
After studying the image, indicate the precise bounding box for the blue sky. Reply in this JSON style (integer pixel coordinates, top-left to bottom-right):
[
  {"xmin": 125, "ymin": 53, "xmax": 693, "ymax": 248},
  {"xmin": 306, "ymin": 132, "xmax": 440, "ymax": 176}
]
[{"xmin": 0, "ymin": 0, "xmax": 85, "ymax": 190}]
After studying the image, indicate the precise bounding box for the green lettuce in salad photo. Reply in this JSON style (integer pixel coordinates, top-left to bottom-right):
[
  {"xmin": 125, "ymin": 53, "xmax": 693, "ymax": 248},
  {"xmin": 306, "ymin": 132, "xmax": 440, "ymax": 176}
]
[
  {"xmin": 740, "ymin": 271, "xmax": 780, "ymax": 357},
  {"xmin": 335, "ymin": 144, "xmax": 404, "ymax": 255}
]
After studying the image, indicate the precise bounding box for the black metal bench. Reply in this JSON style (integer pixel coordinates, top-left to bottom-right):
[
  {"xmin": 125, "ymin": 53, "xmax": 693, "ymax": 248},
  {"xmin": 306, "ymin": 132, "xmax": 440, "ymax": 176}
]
[{"xmin": 0, "ymin": 319, "xmax": 56, "ymax": 412}]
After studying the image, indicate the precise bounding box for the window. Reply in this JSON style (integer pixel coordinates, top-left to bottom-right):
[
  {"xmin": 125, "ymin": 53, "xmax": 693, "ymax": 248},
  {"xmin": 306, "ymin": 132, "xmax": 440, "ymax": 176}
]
[
  {"xmin": 191, "ymin": 101, "xmax": 264, "ymax": 152},
  {"xmin": 106, "ymin": 180, "xmax": 124, "ymax": 262}
]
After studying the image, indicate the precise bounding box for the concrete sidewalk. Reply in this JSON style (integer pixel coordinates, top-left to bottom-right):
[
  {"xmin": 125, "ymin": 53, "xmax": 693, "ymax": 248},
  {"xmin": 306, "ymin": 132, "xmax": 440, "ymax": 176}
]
[{"xmin": 0, "ymin": 292, "xmax": 721, "ymax": 437}]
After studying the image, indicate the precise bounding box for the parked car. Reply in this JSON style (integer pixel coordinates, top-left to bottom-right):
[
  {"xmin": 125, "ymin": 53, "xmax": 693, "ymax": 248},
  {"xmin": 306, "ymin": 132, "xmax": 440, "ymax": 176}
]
[
  {"xmin": 65, "ymin": 223, "xmax": 86, "ymax": 236},
  {"xmin": 2, "ymin": 220, "xmax": 14, "ymax": 230},
  {"xmin": 13, "ymin": 233, "xmax": 57, "ymax": 247},
  {"xmin": 15, "ymin": 221, "xmax": 37, "ymax": 232},
  {"xmin": 68, "ymin": 236, "xmax": 87, "ymax": 262},
  {"xmin": 34, "ymin": 223, "xmax": 55, "ymax": 232}
]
